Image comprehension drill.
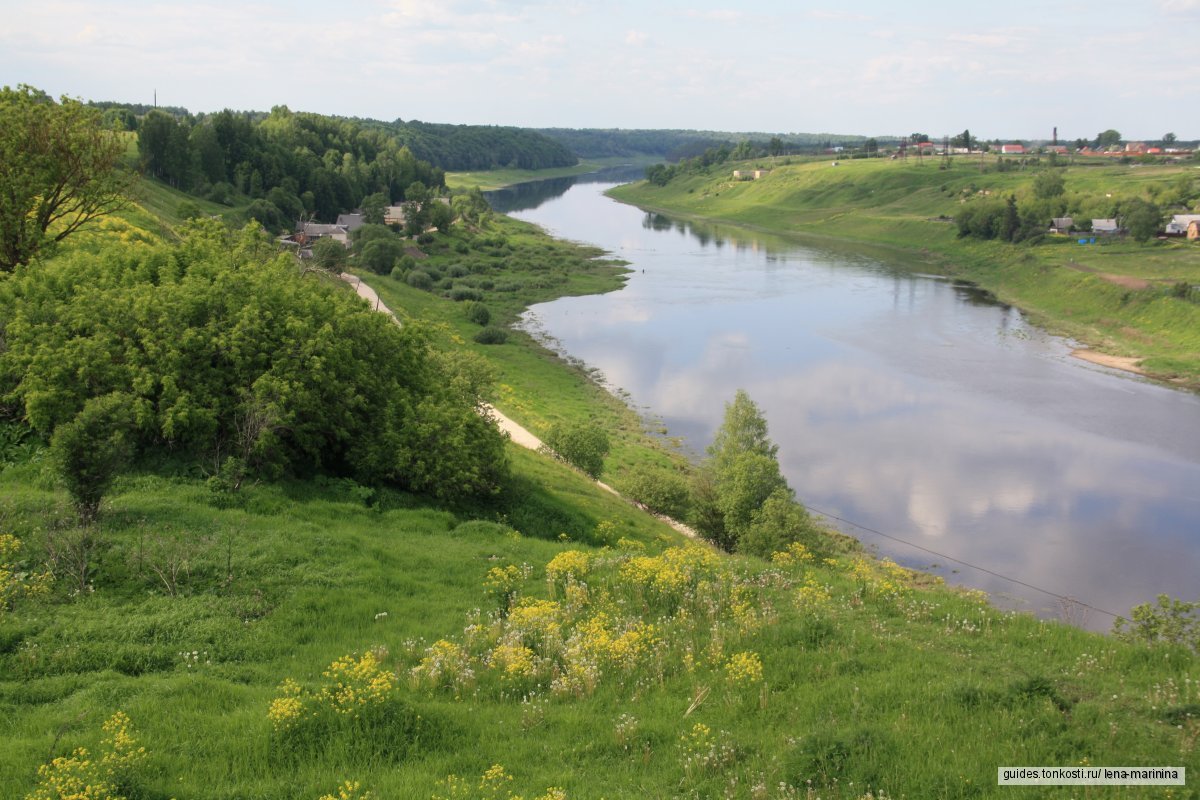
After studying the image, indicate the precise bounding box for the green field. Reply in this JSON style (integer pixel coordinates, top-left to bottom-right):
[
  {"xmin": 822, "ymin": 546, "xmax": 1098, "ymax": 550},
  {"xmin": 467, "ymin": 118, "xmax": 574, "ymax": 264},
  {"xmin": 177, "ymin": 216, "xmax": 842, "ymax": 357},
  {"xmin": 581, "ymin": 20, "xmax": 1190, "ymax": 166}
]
[{"xmin": 611, "ymin": 157, "xmax": 1200, "ymax": 387}]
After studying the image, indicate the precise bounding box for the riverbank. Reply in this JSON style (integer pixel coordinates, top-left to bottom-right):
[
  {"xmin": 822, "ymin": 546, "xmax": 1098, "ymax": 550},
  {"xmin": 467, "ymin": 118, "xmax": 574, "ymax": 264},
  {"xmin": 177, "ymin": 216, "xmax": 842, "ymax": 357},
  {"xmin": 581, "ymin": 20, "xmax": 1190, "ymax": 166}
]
[{"xmin": 608, "ymin": 157, "xmax": 1200, "ymax": 390}]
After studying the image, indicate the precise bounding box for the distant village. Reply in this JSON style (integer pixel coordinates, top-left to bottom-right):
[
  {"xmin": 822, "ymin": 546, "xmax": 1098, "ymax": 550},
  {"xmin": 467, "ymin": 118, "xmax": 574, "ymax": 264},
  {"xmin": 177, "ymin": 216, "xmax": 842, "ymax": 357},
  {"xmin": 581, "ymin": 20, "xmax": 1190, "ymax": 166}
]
[{"xmin": 898, "ymin": 140, "xmax": 1195, "ymax": 158}]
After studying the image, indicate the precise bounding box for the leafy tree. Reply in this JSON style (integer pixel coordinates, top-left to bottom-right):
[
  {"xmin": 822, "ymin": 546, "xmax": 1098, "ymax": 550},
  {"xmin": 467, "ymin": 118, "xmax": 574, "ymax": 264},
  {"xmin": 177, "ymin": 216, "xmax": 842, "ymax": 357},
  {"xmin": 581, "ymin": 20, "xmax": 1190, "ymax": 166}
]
[
  {"xmin": 1033, "ymin": 170, "xmax": 1065, "ymax": 200},
  {"xmin": 541, "ymin": 421, "xmax": 610, "ymax": 479},
  {"xmin": 695, "ymin": 390, "xmax": 789, "ymax": 551},
  {"xmin": 50, "ymin": 392, "xmax": 135, "ymax": 523},
  {"xmin": 452, "ymin": 187, "xmax": 492, "ymax": 227},
  {"xmin": 429, "ymin": 200, "xmax": 455, "ymax": 234},
  {"xmin": 311, "ymin": 237, "xmax": 348, "ymax": 272},
  {"xmin": 351, "ymin": 223, "xmax": 395, "ymax": 252},
  {"xmin": 910, "ymin": 132, "xmax": 929, "ymax": 144},
  {"xmin": 1001, "ymin": 195, "xmax": 1020, "ymax": 242},
  {"xmin": 0, "ymin": 85, "xmax": 132, "ymax": 272},
  {"xmin": 244, "ymin": 199, "xmax": 285, "ymax": 233},
  {"xmin": 1162, "ymin": 132, "xmax": 1177, "ymax": 146},
  {"xmin": 1123, "ymin": 198, "xmax": 1162, "ymax": 242},
  {"xmin": 952, "ymin": 129, "xmax": 972, "ymax": 150},
  {"xmin": 1095, "ymin": 129, "xmax": 1122, "ymax": 149},
  {"xmin": 768, "ymin": 137, "xmax": 784, "ymax": 158},
  {"xmin": 138, "ymin": 109, "xmax": 192, "ymax": 186},
  {"xmin": 359, "ymin": 237, "xmax": 405, "ymax": 274},
  {"xmin": 361, "ymin": 192, "xmax": 388, "ymax": 225},
  {"xmin": 739, "ymin": 485, "xmax": 814, "ymax": 559}
]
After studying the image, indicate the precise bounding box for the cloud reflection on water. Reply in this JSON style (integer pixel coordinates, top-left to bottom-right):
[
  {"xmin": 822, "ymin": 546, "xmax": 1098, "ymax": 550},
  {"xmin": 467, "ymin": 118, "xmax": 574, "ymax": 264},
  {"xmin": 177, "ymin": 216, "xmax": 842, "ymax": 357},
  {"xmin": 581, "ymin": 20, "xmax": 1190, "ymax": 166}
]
[{"xmin": 515, "ymin": 181, "xmax": 1200, "ymax": 629}]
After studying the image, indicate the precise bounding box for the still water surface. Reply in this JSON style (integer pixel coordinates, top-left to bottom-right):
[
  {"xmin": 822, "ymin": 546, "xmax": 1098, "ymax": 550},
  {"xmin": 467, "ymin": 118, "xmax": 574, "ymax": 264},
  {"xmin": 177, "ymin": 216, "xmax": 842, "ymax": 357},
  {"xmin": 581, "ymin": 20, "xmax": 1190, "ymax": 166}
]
[{"xmin": 492, "ymin": 170, "xmax": 1200, "ymax": 629}]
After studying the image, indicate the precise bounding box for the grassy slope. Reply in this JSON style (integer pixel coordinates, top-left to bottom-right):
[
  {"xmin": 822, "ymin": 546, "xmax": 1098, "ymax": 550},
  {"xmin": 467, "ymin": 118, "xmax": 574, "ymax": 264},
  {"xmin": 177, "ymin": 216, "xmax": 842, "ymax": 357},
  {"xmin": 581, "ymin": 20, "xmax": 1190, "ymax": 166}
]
[
  {"xmin": 4, "ymin": 175, "xmax": 1199, "ymax": 799},
  {"xmin": 609, "ymin": 157, "xmax": 1200, "ymax": 387},
  {"xmin": 3, "ymin": 453, "xmax": 1198, "ymax": 798}
]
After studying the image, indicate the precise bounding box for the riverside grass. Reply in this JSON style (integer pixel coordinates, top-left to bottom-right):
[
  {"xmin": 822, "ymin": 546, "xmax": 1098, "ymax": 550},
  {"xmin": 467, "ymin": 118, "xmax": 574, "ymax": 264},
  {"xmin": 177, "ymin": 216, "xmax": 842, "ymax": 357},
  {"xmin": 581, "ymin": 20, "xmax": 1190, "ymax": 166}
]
[
  {"xmin": 3, "ymin": 171, "xmax": 1198, "ymax": 798},
  {"xmin": 3, "ymin": 453, "xmax": 1199, "ymax": 798},
  {"xmin": 609, "ymin": 156, "xmax": 1200, "ymax": 388}
]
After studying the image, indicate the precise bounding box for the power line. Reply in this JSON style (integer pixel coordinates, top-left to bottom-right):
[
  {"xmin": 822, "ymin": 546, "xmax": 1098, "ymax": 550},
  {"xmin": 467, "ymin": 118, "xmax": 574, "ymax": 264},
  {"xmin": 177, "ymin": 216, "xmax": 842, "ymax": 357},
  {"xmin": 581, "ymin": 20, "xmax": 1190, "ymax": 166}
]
[{"xmin": 802, "ymin": 503, "xmax": 1122, "ymax": 620}]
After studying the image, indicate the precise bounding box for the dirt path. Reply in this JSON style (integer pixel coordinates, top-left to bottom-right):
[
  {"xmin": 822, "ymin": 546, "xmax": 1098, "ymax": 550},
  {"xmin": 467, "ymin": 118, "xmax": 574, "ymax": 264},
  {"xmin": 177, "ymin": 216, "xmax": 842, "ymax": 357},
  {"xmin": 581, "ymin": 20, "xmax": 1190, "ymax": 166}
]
[
  {"xmin": 341, "ymin": 273, "xmax": 397, "ymax": 317},
  {"xmin": 1063, "ymin": 261, "xmax": 1152, "ymax": 290},
  {"xmin": 344, "ymin": 273, "xmax": 700, "ymax": 541}
]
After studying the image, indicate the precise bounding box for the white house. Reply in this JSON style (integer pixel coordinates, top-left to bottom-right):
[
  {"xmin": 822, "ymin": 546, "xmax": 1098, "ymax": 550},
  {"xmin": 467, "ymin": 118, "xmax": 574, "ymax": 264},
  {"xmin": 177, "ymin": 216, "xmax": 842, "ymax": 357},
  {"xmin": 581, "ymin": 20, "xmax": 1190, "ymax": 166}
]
[{"xmin": 1165, "ymin": 214, "xmax": 1200, "ymax": 235}]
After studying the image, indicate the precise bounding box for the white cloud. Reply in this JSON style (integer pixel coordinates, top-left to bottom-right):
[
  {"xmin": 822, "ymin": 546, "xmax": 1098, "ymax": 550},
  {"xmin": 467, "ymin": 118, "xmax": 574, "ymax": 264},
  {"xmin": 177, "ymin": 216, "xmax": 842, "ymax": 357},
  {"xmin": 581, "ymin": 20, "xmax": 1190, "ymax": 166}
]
[
  {"xmin": 624, "ymin": 29, "xmax": 648, "ymax": 46},
  {"xmin": 686, "ymin": 8, "xmax": 743, "ymax": 21},
  {"xmin": 807, "ymin": 9, "xmax": 872, "ymax": 22},
  {"xmin": 948, "ymin": 32, "xmax": 1018, "ymax": 47}
]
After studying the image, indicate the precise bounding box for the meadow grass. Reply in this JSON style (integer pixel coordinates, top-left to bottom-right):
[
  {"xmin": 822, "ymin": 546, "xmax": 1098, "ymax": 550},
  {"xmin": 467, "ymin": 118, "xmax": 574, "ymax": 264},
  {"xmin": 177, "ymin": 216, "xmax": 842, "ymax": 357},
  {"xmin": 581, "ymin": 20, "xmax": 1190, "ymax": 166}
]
[
  {"xmin": 3, "ymin": 448, "xmax": 1196, "ymax": 798},
  {"xmin": 610, "ymin": 157, "xmax": 1200, "ymax": 387}
]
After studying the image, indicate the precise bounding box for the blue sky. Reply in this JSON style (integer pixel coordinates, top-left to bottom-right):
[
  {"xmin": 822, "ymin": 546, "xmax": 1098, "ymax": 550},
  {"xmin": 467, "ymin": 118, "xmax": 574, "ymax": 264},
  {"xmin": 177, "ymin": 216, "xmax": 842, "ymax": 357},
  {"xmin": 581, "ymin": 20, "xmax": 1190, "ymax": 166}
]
[{"xmin": 2, "ymin": 0, "xmax": 1197, "ymax": 140}]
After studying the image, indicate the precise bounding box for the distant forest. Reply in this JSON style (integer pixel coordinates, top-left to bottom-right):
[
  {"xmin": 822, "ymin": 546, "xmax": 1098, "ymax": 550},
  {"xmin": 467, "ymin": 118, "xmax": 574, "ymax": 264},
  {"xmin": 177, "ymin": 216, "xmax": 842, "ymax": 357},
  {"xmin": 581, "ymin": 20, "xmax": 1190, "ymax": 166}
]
[
  {"xmin": 537, "ymin": 128, "xmax": 869, "ymax": 161},
  {"xmin": 91, "ymin": 101, "xmax": 577, "ymax": 223}
]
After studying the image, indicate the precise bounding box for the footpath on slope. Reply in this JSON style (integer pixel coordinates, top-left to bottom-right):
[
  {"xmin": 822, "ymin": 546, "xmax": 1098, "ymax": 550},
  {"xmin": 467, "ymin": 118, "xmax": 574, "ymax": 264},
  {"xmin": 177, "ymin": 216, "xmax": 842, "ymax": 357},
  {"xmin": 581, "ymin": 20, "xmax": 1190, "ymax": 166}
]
[{"xmin": 341, "ymin": 273, "xmax": 699, "ymax": 541}]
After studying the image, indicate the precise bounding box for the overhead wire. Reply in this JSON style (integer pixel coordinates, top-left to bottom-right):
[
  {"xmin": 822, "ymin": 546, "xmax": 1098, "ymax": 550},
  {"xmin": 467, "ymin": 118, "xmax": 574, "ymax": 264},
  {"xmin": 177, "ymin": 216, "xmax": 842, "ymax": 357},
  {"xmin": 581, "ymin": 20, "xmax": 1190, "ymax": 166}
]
[{"xmin": 802, "ymin": 502, "xmax": 1122, "ymax": 620}]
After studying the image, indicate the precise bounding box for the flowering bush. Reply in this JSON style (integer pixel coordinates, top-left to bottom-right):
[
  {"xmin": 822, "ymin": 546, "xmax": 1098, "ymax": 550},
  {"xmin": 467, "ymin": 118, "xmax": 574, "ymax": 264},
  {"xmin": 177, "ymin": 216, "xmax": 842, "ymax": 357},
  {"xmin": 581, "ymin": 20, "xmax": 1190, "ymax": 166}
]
[
  {"xmin": 25, "ymin": 711, "xmax": 147, "ymax": 800},
  {"xmin": 1, "ymin": 533, "xmax": 51, "ymax": 614},
  {"xmin": 318, "ymin": 780, "xmax": 373, "ymax": 800},
  {"xmin": 725, "ymin": 651, "xmax": 764, "ymax": 686}
]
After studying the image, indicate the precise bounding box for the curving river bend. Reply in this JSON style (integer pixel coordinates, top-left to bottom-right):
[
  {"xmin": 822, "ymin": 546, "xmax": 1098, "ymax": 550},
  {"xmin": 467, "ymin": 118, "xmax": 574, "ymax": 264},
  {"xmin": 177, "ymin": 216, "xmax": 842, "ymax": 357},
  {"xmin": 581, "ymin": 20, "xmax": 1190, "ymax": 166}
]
[{"xmin": 490, "ymin": 169, "xmax": 1200, "ymax": 630}]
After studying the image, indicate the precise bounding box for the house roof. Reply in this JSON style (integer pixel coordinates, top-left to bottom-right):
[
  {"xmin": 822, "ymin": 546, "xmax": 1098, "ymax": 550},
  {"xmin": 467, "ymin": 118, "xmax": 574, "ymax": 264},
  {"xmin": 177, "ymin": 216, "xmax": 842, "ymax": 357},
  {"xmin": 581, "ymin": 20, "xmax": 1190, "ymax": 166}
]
[
  {"xmin": 336, "ymin": 213, "xmax": 366, "ymax": 232},
  {"xmin": 298, "ymin": 222, "xmax": 348, "ymax": 237},
  {"xmin": 1092, "ymin": 218, "xmax": 1119, "ymax": 231}
]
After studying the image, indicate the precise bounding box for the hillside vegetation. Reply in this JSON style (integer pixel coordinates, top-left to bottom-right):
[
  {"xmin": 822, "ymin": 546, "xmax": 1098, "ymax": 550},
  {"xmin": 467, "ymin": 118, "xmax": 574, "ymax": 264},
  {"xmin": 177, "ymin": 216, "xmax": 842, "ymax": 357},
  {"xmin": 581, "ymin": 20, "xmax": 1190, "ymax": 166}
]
[
  {"xmin": 611, "ymin": 157, "xmax": 1200, "ymax": 386},
  {"xmin": 2, "ymin": 100, "xmax": 1199, "ymax": 797}
]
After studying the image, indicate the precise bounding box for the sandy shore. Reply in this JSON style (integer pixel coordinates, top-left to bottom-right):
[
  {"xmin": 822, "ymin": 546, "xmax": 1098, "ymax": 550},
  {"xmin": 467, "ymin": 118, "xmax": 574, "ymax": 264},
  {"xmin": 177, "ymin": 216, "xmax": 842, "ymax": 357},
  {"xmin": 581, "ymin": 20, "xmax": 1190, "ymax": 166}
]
[{"xmin": 1071, "ymin": 349, "xmax": 1145, "ymax": 376}]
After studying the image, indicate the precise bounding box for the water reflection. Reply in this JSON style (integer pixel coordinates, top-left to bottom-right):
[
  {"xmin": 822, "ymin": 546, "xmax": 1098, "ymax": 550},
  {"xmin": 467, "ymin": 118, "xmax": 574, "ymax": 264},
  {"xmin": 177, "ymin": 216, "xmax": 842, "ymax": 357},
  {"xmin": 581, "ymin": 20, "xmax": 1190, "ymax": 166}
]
[
  {"xmin": 510, "ymin": 179, "xmax": 1200, "ymax": 630},
  {"xmin": 486, "ymin": 165, "xmax": 645, "ymax": 213}
]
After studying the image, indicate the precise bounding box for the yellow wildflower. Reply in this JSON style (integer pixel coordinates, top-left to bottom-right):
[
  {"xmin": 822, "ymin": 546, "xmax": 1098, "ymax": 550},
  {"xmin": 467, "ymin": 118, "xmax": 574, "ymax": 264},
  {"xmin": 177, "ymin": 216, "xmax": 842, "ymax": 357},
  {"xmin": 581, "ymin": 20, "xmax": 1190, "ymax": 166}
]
[
  {"xmin": 318, "ymin": 780, "xmax": 372, "ymax": 800},
  {"xmin": 725, "ymin": 651, "xmax": 764, "ymax": 686},
  {"xmin": 546, "ymin": 550, "xmax": 590, "ymax": 585}
]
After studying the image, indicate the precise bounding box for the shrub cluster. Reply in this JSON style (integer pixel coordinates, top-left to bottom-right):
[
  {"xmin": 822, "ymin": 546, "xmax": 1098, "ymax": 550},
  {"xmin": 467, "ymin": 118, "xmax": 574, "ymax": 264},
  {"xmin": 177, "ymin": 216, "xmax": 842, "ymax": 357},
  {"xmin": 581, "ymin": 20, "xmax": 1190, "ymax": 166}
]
[{"xmin": 0, "ymin": 221, "xmax": 508, "ymax": 501}]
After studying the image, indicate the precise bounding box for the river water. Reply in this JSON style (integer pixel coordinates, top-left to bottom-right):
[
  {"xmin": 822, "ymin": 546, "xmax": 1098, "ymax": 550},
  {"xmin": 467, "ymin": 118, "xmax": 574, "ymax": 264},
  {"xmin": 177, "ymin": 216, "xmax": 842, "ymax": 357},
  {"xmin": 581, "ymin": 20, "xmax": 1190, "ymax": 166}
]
[{"xmin": 491, "ymin": 169, "xmax": 1200, "ymax": 630}]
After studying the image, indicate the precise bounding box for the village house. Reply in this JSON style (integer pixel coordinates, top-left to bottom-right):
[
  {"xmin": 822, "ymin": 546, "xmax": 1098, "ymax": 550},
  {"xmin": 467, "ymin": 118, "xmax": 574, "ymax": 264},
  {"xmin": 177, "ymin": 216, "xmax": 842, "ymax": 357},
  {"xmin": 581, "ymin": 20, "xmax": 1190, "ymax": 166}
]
[
  {"xmin": 1165, "ymin": 214, "xmax": 1200, "ymax": 236},
  {"xmin": 1092, "ymin": 219, "xmax": 1121, "ymax": 235},
  {"xmin": 335, "ymin": 213, "xmax": 366, "ymax": 233},
  {"xmin": 1000, "ymin": 143, "xmax": 1026, "ymax": 154},
  {"xmin": 1050, "ymin": 217, "xmax": 1074, "ymax": 234},
  {"xmin": 383, "ymin": 205, "xmax": 407, "ymax": 226},
  {"xmin": 295, "ymin": 221, "xmax": 350, "ymax": 245}
]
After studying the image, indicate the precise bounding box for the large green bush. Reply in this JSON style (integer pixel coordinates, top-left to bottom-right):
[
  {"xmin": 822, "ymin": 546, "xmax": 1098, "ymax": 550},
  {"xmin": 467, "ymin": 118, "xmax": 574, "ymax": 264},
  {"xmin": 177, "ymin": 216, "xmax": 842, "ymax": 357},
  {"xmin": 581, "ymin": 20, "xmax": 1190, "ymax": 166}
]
[
  {"xmin": 541, "ymin": 421, "xmax": 610, "ymax": 479},
  {"xmin": 0, "ymin": 220, "xmax": 508, "ymax": 499},
  {"xmin": 50, "ymin": 392, "xmax": 135, "ymax": 522}
]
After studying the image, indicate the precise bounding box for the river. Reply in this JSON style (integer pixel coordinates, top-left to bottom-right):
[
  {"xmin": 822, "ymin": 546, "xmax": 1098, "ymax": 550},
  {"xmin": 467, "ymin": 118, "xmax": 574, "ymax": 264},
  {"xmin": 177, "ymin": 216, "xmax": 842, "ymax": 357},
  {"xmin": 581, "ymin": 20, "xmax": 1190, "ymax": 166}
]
[{"xmin": 490, "ymin": 168, "xmax": 1200, "ymax": 630}]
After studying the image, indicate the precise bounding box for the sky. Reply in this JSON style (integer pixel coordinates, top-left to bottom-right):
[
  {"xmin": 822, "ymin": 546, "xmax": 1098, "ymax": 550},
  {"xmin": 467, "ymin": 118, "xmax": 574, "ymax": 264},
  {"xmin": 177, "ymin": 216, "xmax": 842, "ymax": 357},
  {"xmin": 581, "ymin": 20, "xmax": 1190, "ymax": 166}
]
[{"xmin": 2, "ymin": 0, "xmax": 1198, "ymax": 141}]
